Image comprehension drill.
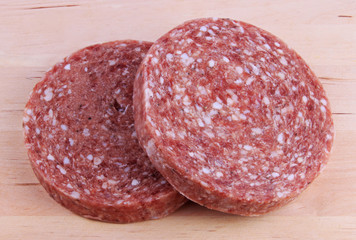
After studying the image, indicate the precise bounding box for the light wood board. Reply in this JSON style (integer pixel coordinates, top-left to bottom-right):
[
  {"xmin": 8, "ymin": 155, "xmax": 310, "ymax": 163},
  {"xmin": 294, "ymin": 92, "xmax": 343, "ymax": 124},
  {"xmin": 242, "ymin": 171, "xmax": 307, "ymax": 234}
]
[{"xmin": 1, "ymin": 0, "xmax": 356, "ymax": 239}]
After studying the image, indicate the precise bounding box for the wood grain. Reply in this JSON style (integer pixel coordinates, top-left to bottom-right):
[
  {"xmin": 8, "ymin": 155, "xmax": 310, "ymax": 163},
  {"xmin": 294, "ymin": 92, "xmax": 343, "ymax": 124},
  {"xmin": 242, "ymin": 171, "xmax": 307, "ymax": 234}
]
[{"xmin": 1, "ymin": 0, "xmax": 356, "ymax": 239}]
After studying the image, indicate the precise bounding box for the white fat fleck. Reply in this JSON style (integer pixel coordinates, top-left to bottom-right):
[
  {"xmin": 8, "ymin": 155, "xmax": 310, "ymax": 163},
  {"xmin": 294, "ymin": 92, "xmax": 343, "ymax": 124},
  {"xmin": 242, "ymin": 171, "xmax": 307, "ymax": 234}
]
[
  {"xmin": 236, "ymin": 66, "xmax": 243, "ymax": 74},
  {"xmin": 197, "ymin": 118, "xmax": 205, "ymax": 127},
  {"xmin": 63, "ymin": 157, "xmax": 70, "ymax": 165},
  {"xmin": 223, "ymin": 56, "xmax": 230, "ymax": 63},
  {"xmin": 67, "ymin": 183, "xmax": 73, "ymax": 189},
  {"xmin": 202, "ymin": 167, "xmax": 210, "ymax": 174},
  {"xmin": 94, "ymin": 157, "xmax": 103, "ymax": 165},
  {"xmin": 234, "ymin": 79, "xmax": 243, "ymax": 84},
  {"xmin": 61, "ymin": 124, "xmax": 68, "ymax": 131},
  {"xmin": 272, "ymin": 172, "xmax": 280, "ymax": 178},
  {"xmin": 197, "ymin": 58, "xmax": 202, "ymax": 63},
  {"xmin": 56, "ymin": 165, "xmax": 66, "ymax": 175},
  {"xmin": 145, "ymin": 88, "xmax": 153, "ymax": 98},
  {"xmin": 206, "ymin": 36, "xmax": 212, "ymax": 40},
  {"xmin": 246, "ymin": 77, "xmax": 254, "ymax": 85},
  {"xmin": 249, "ymin": 175, "xmax": 258, "ymax": 180},
  {"xmin": 240, "ymin": 114, "xmax": 247, "ymax": 121},
  {"xmin": 183, "ymin": 95, "xmax": 191, "ymax": 105},
  {"xmin": 102, "ymin": 182, "xmax": 108, "ymax": 189},
  {"xmin": 288, "ymin": 174, "xmax": 295, "ymax": 181},
  {"xmin": 23, "ymin": 116, "xmax": 30, "ymax": 123},
  {"xmin": 277, "ymin": 192, "xmax": 284, "ymax": 198},
  {"xmin": 166, "ymin": 53, "xmax": 173, "ymax": 61},
  {"xmin": 109, "ymin": 60, "xmax": 116, "ymax": 66},
  {"xmin": 277, "ymin": 72, "xmax": 285, "ymax": 80},
  {"xmin": 124, "ymin": 166, "xmax": 130, "ymax": 172},
  {"xmin": 212, "ymin": 102, "xmax": 223, "ymax": 109},
  {"xmin": 216, "ymin": 172, "xmax": 223, "ymax": 178},
  {"xmin": 320, "ymin": 106, "xmax": 326, "ymax": 113},
  {"xmin": 262, "ymin": 96, "xmax": 270, "ymax": 105},
  {"xmin": 131, "ymin": 179, "xmax": 139, "ymax": 186},
  {"xmin": 275, "ymin": 42, "xmax": 281, "ymax": 47},
  {"xmin": 84, "ymin": 67, "xmax": 88, "ymax": 72},
  {"xmin": 134, "ymin": 47, "xmax": 141, "ymax": 52},
  {"xmin": 208, "ymin": 60, "xmax": 215, "ymax": 67},
  {"xmin": 277, "ymin": 133, "xmax": 284, "ymax": 144},
  {"xmin": 176, "ymin": 50, "xmax": 182, "ymax": 54},
  {"xmin": 208, "ymin": 29, "xmax": 215, "ymax": 36},
  {"xmin": 204, "ymin": 129, "xmax": 215, "ymax": 138},
  {"xmin": 188, "ymin": 152, "xmax": 194, "ymax": 157},
  {"xmin": 159, "ymin": 77, "xmax": 164, "ymax": 84},
  {"xmin": 302, "ymin": 96, "xmax": 308, "ymax": 103},
  {"xmin": 250, "ymin": 64, "xmax": 259, "ymax": 75},
  {"xmin": 203, "ymin": 116, "xmax": 211, "ymax": 125},
  {"xmin": 116, "ymin": 200, "xmax": 124, "ymax": 204},
  {"xmin": 210, "ymin": 109, "xmax": 218, "ymax": 115},
  {"xmin": 71, "ymin": 191, "xmax": 80, "ymax": 199},
  {"xmin": 97, "ymin": 175, "xmax": 105, "ymax": 180},
  {"xmin": 47, "ymin": 154, "xmax": 55, "ymax": 161},
  {"xmin": 69, "ymin": 138, "xmax": 74, "ymax": 146},
  {"xmin": 83, "ymin": 128, "xmax": 90, "ymax": 136},
  {"xmin": 243, "ymin": 145, "xmax": 253, "ymax": 151},
  {"xmin": 43, "ymin": 88, "xmax": 53, "ymax": 101},
  {"xmin": 35, "ymin": 128, "xmax": 40, "ymax": 134},
  {"xmin": 277, "ymin": 49, "xmax": 284, "ymax": 54},
  {"xmin": 200, "ymin": 26, "xmax": 207, "ymax": 32},
  {"xmin": 64, "ymin": 64, "xmax": 71, "ymax": 70},
  {"xmin": 48, "ymin": 109, "xmax": 53, "ymax": 117},
  {"xmin": 242, "ymin": 167, "xmax": 248, "ymax": 172},
  {"xmin": 180, "ymin": 53, "xmax": 194, "ymax": 65},
  {"xmin": 243, "ymin": 49, "xmax": 252, "ymax": 55},
  {"xmin": 145, "ymin": 139, "xmax": 156, "ymax": 158},
  {"xmin": 280, "ymin": 56, "xmax": 288, "ymax": 66},
  {"xmin": 240, "ymin": 26, "xmax": 244, "ymax": 33},
  {"xmin": 198, "ymin": 86, "xmax": 207, "ymax": 94},
  {"xmin": 155, "ymin": 129, "xmax": 161, "ymax": 136},
  {"xmin": 87, "ymin": 154, "xmax": 93, "ymax": 160},
  {"xmin": 320, "ymin": 98, "xmax": 327, "ymax": 105},
  {"xmin": 297, "ymin": 157, "xmax": 303, "ymax": 163},
  {"xmin": 264, "ymin": 44, "xmax": 271, "ymax": 50},
  {"xmin": 227, "ymin": 98, "xmax": 234, "ymax": 106},
  {"xmin": 252, "ymin": 128, "xmax": 262, "ymax": 134},
  {"xmin": 152, "ymin": 57, "xmax": 158, "ymax": 64},
  {"xmin": 195, "ymin": 104, "xmax": 203, "ymax": 112},
  {"xmin": 26, "ymin": 109, "xmax": 33, "ymax": 115}
]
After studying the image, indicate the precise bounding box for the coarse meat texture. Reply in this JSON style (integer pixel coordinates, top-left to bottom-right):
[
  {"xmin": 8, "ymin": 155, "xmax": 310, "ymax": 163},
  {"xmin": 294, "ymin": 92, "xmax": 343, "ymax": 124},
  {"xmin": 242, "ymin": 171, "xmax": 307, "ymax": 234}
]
[
  {"xmin": 23, "ymin": 40, "xmax": 187, "ymax": 223},
  {"xmin": 133, "ymin": 18, "xmax": 334, "ymax": 216}
]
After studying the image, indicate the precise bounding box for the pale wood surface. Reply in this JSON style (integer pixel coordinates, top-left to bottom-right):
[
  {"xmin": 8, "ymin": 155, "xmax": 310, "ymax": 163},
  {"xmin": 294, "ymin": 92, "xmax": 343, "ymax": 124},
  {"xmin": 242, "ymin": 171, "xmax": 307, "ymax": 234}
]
[{"xmin": 1, "ymin": 0, "xmax": 356, "ymax": 239}]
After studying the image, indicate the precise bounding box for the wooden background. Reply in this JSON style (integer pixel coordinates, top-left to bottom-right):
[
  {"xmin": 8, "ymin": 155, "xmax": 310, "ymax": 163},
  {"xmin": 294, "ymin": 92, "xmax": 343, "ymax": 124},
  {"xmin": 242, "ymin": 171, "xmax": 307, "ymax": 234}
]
[{"xmin": 1, "ymin": 0, "xmax": 356, "ymax": 239}]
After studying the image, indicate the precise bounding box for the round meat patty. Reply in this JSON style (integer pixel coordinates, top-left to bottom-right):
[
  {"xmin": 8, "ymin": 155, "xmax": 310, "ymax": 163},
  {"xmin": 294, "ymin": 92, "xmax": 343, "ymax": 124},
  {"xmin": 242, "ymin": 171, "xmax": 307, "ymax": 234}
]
[
  {"xmin": 133, "ymin": 18, "xmax": 334, "ymax": 216},
  {"xmin": 23, "ymin": 40, "xmax": 187, "ymax": 223}
]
